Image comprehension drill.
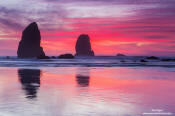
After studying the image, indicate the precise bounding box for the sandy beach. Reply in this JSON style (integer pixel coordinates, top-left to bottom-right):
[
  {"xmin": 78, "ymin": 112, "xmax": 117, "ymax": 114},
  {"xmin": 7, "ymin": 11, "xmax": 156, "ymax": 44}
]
[{"xmin": 0, "ymin": 64, "xmax": 174, "ymax": 116}]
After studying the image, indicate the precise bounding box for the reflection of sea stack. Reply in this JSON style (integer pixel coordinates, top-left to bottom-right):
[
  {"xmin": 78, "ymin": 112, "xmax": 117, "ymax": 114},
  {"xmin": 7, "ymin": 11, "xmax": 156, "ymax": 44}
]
[
  {"xmin": 18, "ymin": 69, "xmax": 41, "ymax": 99},
  {"xmin": 76, "ymin": 68, "xmax": 90, "ymax": 87},
  {"xmin": 17, "ymin": 22, "xmax": 45, "ymax": 58},
  {"xmin": 76, "ymin": 75, "xmax": 90, "ymax": 87},
  {"xmin": 75, "ymin": 34, "xmax": 94, "ymax": 56}
]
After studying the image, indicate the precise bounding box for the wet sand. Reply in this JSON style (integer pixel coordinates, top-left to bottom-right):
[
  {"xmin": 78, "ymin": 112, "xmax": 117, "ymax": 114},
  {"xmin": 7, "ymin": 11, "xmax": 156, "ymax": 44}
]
[{"xmin": 0, "ymin": 67, "xmax": 174, "ymax": 116}]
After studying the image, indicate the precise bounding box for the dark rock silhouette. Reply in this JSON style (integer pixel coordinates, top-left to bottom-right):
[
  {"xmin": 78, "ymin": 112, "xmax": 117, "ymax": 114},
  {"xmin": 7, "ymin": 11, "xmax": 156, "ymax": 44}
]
[
  {"xmin": 146, "ymin": 56, "xmax": 159, "ymax": 60},
  {"xmin": 120, "ymin": 60, "xmax": 126, "ymax": 62},
  {"xmin": 18, "ymin": 69, "xmax": 41, "ymax": 99},
  {"xmin": 51, "ymin": 56, "xmax": 56, "ymax": 59},
  {"xmin": 140, "ymin": 59, "xmax": 148, "ymax": 62},
  {"xmin": 6, "ymin": 56, "xmax": 10, "ymax": 59},
  {"xmin": 116, "ymin": 53, "xmax": 126, "ymax": 57},
  {"xmin": 75, "ymin": 34, "xmax": 94, "ymax": 56},
  {"xmin": 17, "ymin": 22, "xmax": 45, "ymax": 58},
  {"xmin": 37, "ymin": 55, "xmax": 50, "ymax": 59},
  {"xmin": 58, "ymin": 54, "xmax": 74, "ymax": 59},
  {"xmin": 161, "ymin": 59, "xmax": 175, "ymax": 62}
]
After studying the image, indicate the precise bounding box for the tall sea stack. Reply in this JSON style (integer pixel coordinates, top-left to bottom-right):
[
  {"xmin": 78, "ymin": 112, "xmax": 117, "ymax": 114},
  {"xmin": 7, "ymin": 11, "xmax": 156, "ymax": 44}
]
[
  {"xmin": 17, "ymin": 22, "xmax": 45, "ymax": 58},
  {"xmin": 75, "ymin": 34, "xmax": 94, "ymax": 56}
]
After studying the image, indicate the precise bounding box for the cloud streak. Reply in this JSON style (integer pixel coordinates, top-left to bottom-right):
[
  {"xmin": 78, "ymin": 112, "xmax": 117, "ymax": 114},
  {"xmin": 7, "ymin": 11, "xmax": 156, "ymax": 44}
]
[{"xmin": 0, "ymin": 0, "xmax": 175, "ymax": 56}]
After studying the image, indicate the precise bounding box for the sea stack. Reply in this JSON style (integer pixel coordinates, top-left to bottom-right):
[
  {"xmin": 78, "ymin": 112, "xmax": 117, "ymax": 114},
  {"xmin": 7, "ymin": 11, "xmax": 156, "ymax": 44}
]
[
  {"xmin": 75, "ymin": 34, "xmax": 94, "ymax": 56},
  {"xmin": 17, "ymin": 22, "xmax": 45, "ymax": 58}
]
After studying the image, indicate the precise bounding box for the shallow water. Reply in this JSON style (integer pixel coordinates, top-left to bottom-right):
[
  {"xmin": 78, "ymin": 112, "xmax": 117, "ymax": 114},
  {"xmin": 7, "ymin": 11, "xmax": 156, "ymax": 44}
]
[
  {"xmin": 0, "ymin": 66, "xmax": 175, "ymax": 116},
  {"xmin": 0, "ymin": 56, "xmax": 175, "ymax": 67}
]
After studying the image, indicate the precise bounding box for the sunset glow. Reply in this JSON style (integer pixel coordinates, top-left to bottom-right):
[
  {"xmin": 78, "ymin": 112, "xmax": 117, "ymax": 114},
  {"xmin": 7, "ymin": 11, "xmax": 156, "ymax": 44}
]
[{"xmin": 0, "ymin": 0, "xmax": 175, "ymax": 56}]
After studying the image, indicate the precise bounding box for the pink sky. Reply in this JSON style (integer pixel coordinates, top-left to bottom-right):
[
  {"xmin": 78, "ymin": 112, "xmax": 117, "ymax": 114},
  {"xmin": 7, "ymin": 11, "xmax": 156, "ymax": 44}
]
[{"xmin": 0, "ymin": 0, "xmax": 175, "ymax": 56}]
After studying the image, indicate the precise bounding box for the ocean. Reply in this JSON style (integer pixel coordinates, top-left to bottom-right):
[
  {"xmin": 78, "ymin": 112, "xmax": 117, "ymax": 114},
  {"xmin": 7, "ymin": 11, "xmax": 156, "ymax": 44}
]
[{"xmin": 0, "ymin": 56, "xmax": 175, "ymax": 116}]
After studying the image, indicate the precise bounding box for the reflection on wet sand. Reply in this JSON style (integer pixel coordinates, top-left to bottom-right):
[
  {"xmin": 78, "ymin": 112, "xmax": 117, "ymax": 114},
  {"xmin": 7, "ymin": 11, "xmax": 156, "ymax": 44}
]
[
  {"xmin": 76, "ymin": 68, "xmax": 90, "ymax": 87},
  {"xmin": 18, "ymin": 69, "xmax": 41, "ymax": 99},
  {"xmin": 0, "ymin": 67, "xmax": 174, "ymax": 116}
]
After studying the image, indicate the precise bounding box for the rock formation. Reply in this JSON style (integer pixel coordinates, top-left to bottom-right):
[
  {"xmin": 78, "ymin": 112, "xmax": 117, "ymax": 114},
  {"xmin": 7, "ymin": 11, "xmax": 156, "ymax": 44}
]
[
  {"xmin": 161, "ymin": 58, "xmax": 175, "ymax": 62},
  {"xmin": 17, "ymin": 22, "xmax": 45, "ymax": 58},
  {"xmin": 116, "ymin": 53, "xmax": 126, "ymax": 57},
  {"xmin": 75, "ymin": 34, "xmax": 94, "ymax": 56},
  {"xmin": 140, "ymin": 59, "xmax": 148, "ymax": 62},
  {"xmin": 146, "ymin": 56, "xmax": 159, "ymax": 60},
  {"xmin": 58, "ymin": 54, "xmax": 74, "ymax": 59},
  {"xmin": 37, "ymin": 55, "xmax": 50, "ymax": 59}
]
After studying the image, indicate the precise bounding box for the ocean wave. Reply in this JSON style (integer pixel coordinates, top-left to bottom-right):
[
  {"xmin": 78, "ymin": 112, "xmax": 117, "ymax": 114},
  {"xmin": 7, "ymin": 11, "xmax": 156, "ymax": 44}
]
[{"xmin": 0, "ymin": 56, "xmax": 175, "ymax": 67}]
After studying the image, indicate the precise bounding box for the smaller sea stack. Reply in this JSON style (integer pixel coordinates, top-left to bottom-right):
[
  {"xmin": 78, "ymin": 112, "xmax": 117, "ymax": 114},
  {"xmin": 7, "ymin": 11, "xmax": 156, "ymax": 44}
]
[
  {"xmin": 58, "ymin": 54, "xmax": 74, "ymax": 59},
  {"xmin": 75, "ymin": 34, "xmax": 94, "ymax": 56},
  {"xmin": 17, "ymin": 22, "xmax": 45, "ymax": 58}
]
